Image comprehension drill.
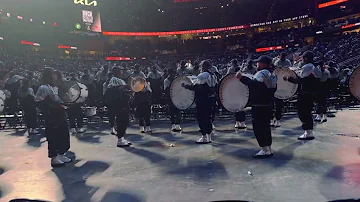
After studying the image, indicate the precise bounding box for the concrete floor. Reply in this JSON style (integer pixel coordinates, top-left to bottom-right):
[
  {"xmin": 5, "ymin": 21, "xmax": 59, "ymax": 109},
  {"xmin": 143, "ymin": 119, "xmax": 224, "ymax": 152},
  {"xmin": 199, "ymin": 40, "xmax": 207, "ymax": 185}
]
[{"xmin": 1, "ymin": 109, "xmax": 360, "ymax": 202}]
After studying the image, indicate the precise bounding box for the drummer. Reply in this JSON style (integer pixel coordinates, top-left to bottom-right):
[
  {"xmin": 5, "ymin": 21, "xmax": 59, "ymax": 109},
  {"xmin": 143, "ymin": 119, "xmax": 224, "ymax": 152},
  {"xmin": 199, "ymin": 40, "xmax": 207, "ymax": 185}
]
[
  {"xmin": 284, "ymin": 51, "xmax": 321, "ymax": 140},
  {"xmin": 132, "ymin": 64, "xmax": 152, "ymax": 133},
  {"xmin": 237, "ymin": 55, "xmax": 277, "ymax": 158},
  {"xmin": 315, "ymin": 61, "xmax": 330, "ymax": 123},
  {"xmin": 104, "ymin": 66, "xmax": 132, "ymax": 147},
  {"xmin": 272, "ymin": 52, "xmax": 292, "ymax": 127},
  {"xmin": 164, "ymin": 68, "xmax": 182, "ymax": 132},
  {"xmin": 182, "ymin": 60, "xmax": 217, "ymax": 144},
  {"xmin": 227, "ymin": 59, "xmax": 247, "ymax": 129},
  {"xmin": 67, "ymin": 73, "xmax": 85, "ymax": 134},
  {"xmin": 177, "ymin": 60, "xmax": 192, "ymax": 76},
  {"xmin": 133, "ymin": 64, "xmax": 147, "ymax": 78},
  {"xmin": 36, "ymin": 67, "xmax": 71, "ymax": 167}
]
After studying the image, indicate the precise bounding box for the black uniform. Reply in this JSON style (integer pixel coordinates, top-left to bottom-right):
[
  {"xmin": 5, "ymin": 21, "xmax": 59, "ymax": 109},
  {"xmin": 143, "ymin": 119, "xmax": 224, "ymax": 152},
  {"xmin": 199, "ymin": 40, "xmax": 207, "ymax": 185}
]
[
  {"xmin": 240, "ymin": 69, "xmax": 277, "ymax": 148},
  {"xmin": 164, "ymin": 77, "xmax": 181, "ymax": 125},
  {"xmin": 184, "ymin": 71, "xmax": 217, "ymax": 136},
  {"xmin": 104, "ymin": 77, "xmax": 131, "ymax": 137},
  {"xmin": 288, "ymin": 63, "xmax": 321, "ymax": 131}
]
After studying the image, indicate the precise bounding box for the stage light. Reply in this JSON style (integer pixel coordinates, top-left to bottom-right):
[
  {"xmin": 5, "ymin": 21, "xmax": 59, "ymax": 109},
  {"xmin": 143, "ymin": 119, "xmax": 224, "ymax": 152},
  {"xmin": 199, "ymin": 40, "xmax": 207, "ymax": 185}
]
[{"xmin": 42, "ymin": 21, "xmax": 46, "ymax": 25}]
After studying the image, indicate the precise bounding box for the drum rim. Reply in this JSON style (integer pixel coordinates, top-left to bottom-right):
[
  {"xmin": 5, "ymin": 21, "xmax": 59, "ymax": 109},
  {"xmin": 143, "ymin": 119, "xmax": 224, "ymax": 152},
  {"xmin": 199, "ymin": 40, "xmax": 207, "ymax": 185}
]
[
  {"xmin": 218, "ymin": 73, "xmax": 249, "ymax": 113},
  {"xmin": 60, "ymin": 81, "xmax": 87, "ymax": 103},
  {"xmin": 130, "ymin": 76, "xmax": 146, "ymax": 92},
  {"xmin": 273, "ymin": 68, "xmax": 299, "ymax": 100},
  {"xmin": 349, "ymin": 66, "xmax": 360, "ymax": 101},
  {"xmin": 170, "ymin": 76, "xmax": 196, "ymax": 110},
  {"xmin": 0, "ymin": 90, "xmax": 5, "ymax": 100}
]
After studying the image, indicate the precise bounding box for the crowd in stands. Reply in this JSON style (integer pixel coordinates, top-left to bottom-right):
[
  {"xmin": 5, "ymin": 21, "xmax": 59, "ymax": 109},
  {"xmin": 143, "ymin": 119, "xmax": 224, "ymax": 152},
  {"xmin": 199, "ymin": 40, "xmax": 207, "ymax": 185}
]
[{"xmin": 1, "ymin": 29, "xmax": 360, "ymax": 89}]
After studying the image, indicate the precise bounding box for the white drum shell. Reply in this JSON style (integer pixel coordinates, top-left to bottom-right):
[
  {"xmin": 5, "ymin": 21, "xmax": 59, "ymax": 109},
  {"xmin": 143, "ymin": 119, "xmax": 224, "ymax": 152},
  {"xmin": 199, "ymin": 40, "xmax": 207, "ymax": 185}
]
[
  {"xmin": 274, "ymin": 68, "xmax": 298, "ymax": 100},
  {"xmin": 61, "ymin": 82, "xmax": 88, "ymax": 103},
  {"xmin": 84, "ymin": 107, "xmax": 96, "ymax": 117},
  {"xmin": 76, "ymin": 83, "xmax": 89, "ymax": 103},
  {"xmin": 0, "ymin": 90, "xmax": 5, "ymax": 101},
  {"xmin": 219, "ymin": 74, "xmax": 249, "ymax": 113},
  {"xmin": 170, "ymin": 76, "xmax": 196, "ymax": 110},
  {"xmin": 349, "ymin": 67, "xmax": 360, "ymax": 101},
  {"xmin": 0, "ymin": 98, "xmax": 4, "ymax": 113}
]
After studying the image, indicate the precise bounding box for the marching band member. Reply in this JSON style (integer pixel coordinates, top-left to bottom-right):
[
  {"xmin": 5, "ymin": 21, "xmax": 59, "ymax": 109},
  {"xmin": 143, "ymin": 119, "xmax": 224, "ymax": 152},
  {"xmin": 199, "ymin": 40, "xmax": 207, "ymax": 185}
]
[
  {"xmin": 104, "ymin": 66, "xmax": 132, "ymax": 147},
  {"xmin": 164, "ymin": 68, "xmax": 182, "ymax": 132},
  {"xmin": 242, "ymin": 60, "xmax": 257, "ymax": 75},
  {"xmin": 191, "ymin": 60, "xmax": 201, "ymax": 76},
  {"xmin": 227, "ymin": 59, "xmax": 247, "ymax": 129},
  {"xmin": 95, "ymin": 65, "xmax": 109, "ymax": 83},
  {"xmin": 210, "ymin": 64, "xmax": 220, "ymax": 130},
  {"xmin": 132, "ymin": 64, "xmax": 146, "ymax": 78},
  {"xmin": 36, "ymin": 67, "xmax": 71, "ymax": 167},
  {"xmin": 18, "ymin": 78, "xmax": 39, "ymax": 135},
  {"xmin": 68, "ymin": 73, "xmax": 85, "ymax": 134},
  {"xmin": 177, "ymin": 60, "xmax": 192, "ymax": 76},
  {"xmin": 147, "ymin": 65, "xmax": 163, "ymax": 104},
  {"xmin": 182, "ymin": 60, "xmax": 217, "ymax": 144},
  {"xmin": 284, "ymin": 51, "xmax": 321, "ymax": 140},
  {"xmin": 237, "ymin": 55, "xmax": 277, "ymax": 158},
  {"xmin": 133, "ymin": 65, "xmax": 152, "ymax": 133},
  {"xmin": 315, "ymin": 61, "xmax": 330, "ymax": 123},
  {"xmin": 271, "ymin": 52, "xmax": 292, "ymax": 127}
]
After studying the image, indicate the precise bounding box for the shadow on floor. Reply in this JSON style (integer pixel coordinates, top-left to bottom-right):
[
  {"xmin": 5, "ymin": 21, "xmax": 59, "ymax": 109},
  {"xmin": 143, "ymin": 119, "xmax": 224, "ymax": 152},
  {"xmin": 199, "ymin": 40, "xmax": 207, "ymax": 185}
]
[
  {"xmin": 320, "ymin": 163, "xmax": 360, "ymax": 201},
  {"xmin": 52, "ymin": 151, "xmax": 111, "ymax": 202},
  {"xmin": 100, "ymin": 190, "xmax": 145, "ymax": 202},
  {"xmin": 8, "ymin": 129, "xmax": 27, "ymax": 137},
  {"xmin": 124, "ymin": 146, "xmax": 229, "ymax": 183},
  {"xmin": 26, "ymin": 134, "xmax": 46, "ymax": 148}
]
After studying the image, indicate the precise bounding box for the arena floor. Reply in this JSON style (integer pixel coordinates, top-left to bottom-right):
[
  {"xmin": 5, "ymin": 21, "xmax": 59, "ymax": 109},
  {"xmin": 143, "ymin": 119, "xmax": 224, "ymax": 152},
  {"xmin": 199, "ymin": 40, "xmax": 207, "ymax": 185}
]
[{"xmin": 1, "ymin": 109, "xmax": 360, "ymax": 202}]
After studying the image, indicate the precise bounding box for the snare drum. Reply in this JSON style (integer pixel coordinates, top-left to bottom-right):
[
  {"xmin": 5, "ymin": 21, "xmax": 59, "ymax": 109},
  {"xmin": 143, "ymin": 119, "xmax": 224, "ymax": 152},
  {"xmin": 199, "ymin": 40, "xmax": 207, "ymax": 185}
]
[
  {"xmin": 274, "ymin": 68, "xmax": 298, "ymax": 100},
  {"xmin": 59, "ymin": 81, "xmax": 88, "ymax": 103},
  {"xmin": 219, "ymin": 73, "xmax": 249, "ymax": 113},
  {"xmin": 170, "ymin": 76, "xmax": 197, "ymax": 110},
  {"xmin": 84, "ymin": 107, "xmax": 97, "ymax": 117},
  {"xmin": 349, "ymin": 66, "xmax": 360, "ymax": 101}
]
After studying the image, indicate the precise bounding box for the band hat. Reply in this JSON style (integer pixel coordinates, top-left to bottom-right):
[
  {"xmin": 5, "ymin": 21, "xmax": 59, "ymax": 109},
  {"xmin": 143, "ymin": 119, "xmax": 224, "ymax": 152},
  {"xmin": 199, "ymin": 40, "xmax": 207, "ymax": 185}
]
[{"xmin": 254, "ymin": 55, "xmax": 272, "ymax": 65}]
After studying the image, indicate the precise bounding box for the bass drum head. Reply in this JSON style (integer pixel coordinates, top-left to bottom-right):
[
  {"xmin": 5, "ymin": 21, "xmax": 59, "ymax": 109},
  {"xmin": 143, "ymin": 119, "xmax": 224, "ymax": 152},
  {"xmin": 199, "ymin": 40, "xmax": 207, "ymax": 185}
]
[
  {"xmin": 274, "ymin": 68, "xmax": 298, "ymax": 100},
  {"xmin": 59, "ymin": 81, "xmax": 81, "ymax": 103},
  {"xmin": 76, "ymin": 83, "xmax": 89, "ymax": 103},
  {"xmin": 170, "ymin": 76, "xmax": 195, "ymax": 110},
  {"xmin": 0, "ymin": 90, "xmax": 5, "ymax": 101},
  {"xmin": 349, "ymin": 67, "xmax": 360, "ymax": 101},
  {"xmin": 219, "ymin": 74, "xmax": 249, "ymax": 113},
  {"xmin": 0, "ymin": 98, "xmax": 4, "ymax": 113}
]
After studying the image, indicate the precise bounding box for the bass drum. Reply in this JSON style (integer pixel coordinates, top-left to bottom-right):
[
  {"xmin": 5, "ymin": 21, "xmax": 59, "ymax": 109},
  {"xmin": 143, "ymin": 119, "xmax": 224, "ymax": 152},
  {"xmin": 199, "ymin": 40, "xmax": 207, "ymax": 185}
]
[
  {"xmin": 0, "ymin": 98, "xmax": 4, "ymax": 113},
  {"xmin": 0, "ymin": 90, "xmax": 6, "ymax": 101},
  {"xmin": 349, "ymin": 66, "xmax": 360, "ymax": 101},
  {"xmin": 59, "ymin": 81, "xmax": 88, "ymax": 103},
  {"xmin": 274, "ymin": 68, "xmax": 298, "ymax": 100},
  {"xmin": 170, "ymin": 76, "xmax": 197, "ymax": 110},
  {"xmin": 219, "ymin": 73, "xmax": 249, "ymax": 113}
]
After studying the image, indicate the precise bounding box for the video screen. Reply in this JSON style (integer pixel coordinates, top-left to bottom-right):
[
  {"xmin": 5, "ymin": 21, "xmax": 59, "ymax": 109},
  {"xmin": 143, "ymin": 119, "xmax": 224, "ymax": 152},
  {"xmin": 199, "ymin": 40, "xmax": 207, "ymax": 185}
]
[{"xmin": 80, "ymin": 10, "xmax": 102, "ymax": 33}]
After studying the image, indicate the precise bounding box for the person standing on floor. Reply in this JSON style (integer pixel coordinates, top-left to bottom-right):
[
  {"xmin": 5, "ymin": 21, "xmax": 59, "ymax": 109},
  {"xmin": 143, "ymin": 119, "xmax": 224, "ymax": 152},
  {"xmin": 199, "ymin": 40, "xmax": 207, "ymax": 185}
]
[
  {"xmin": 284, "ymin": 51, "xmax": 321, "ymax": 140},
  {"xmin": 182, "ymin": 60, "xmax": 217, "ymax": 144},
  {"xmin": 18, "ymin": 78, "xmax": 39, "ymax": 135},
  {"xmin": 36, "ymin": 67, "xmax": 72, "ymax": 167},
  {"xmin": 271, "ymin": 52, "xmax": 292, "ymax": 127},
  {"xmin": 227, "ymin": 59, "xmax": 247, "ymax": 129},
  {"xmin": 164, "ymin": 68, "xmax": 182, "ymax": 132},
  {"xmin": 237, "ymin": 55, "xmax": 277, "ymax": 158}
]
